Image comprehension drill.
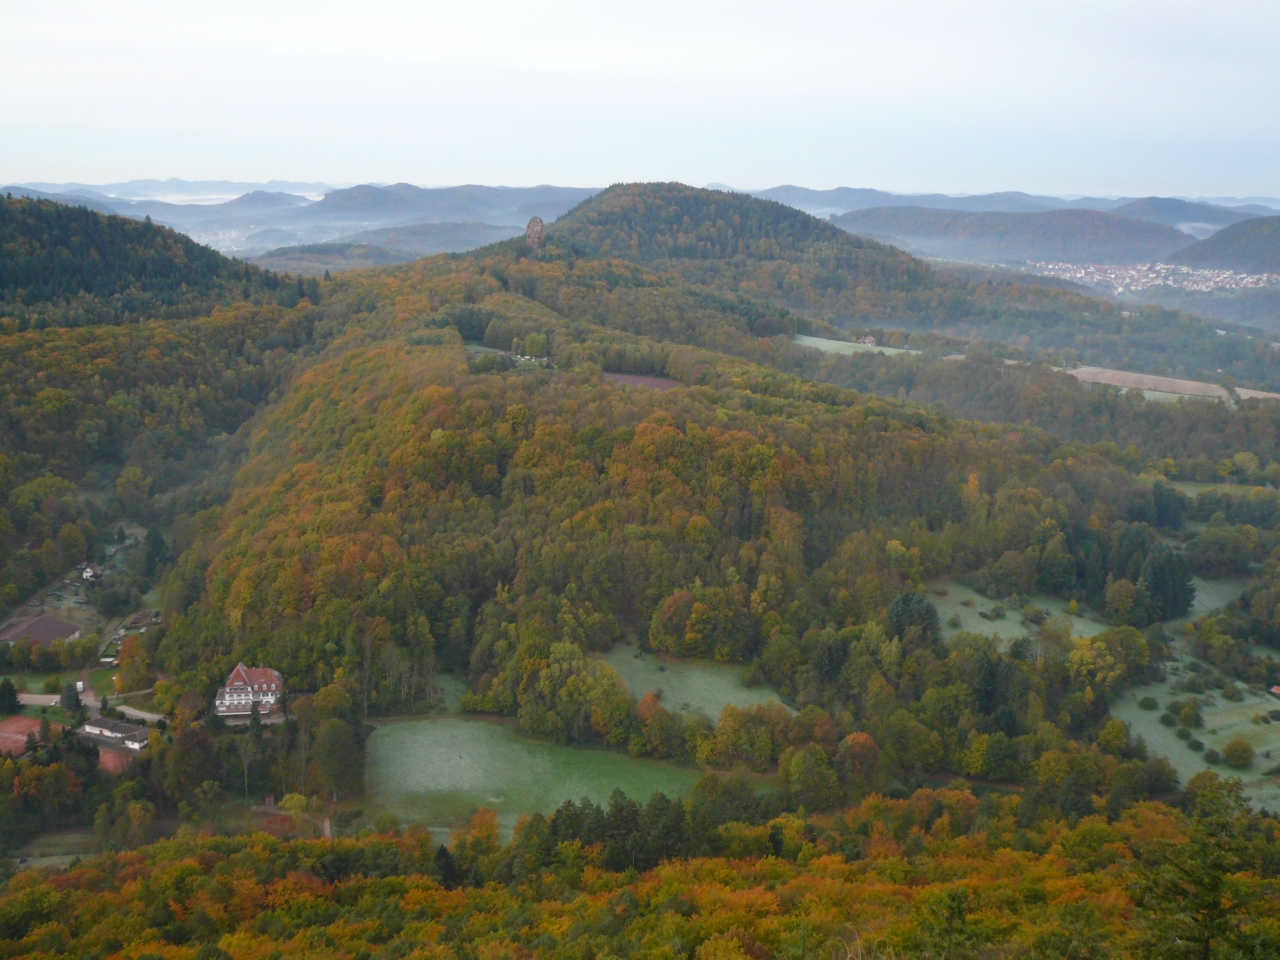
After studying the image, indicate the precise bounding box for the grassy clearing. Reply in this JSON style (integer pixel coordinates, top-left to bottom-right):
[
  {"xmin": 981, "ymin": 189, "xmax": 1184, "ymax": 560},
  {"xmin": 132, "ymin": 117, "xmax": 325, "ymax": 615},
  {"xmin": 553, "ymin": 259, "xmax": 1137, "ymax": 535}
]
[
  {"xmin": 1108, "ymin": 573, "xmax": 1277, "ymax": 808},
  {"xmin": 1169, "ymin": 480, "xmax": 1259, "ymax": 496},
  {"xmin": 2, "ymin": 666, "xmax": 117, "ymax": 698},
  {"xmin": 367, "ymin": 717, "xmax": 702, "ymax": 838},
  {"xmin": 1183, "ymin": 575, "xmax": 1252, "ymax": 620},
  {"xmin": 928, "ymin": 575, "xmax": 1248, "ymax": 650},
  {"xmin": 793, "ymin": 334, "xmax": 917, "ymax": 356},
  {"xmin": 600, "ymin": 643, "xmax": 788, "ymax": 716},
  {"xmin": 928, "ymin": 578, "xmax": 1103, "ymax": 648},
  {"xmin": 12, "ymin": 828, "xmax": 96, "ymax": 869},
  {"xmin": 18, "ymin": 703, "xmax": 80, "ymax": 726},
  {"xmin": 1113, "ymin": 672, "xmax": 1280, "ymax": 810}
]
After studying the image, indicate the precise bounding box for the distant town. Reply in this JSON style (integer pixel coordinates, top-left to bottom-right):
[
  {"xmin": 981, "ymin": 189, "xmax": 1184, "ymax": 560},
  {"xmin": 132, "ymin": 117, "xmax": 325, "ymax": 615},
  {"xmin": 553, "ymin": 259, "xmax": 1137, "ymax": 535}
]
[{"xmin": 1026, "ymin": 261, "xmax": 1280, "ymax": 296}]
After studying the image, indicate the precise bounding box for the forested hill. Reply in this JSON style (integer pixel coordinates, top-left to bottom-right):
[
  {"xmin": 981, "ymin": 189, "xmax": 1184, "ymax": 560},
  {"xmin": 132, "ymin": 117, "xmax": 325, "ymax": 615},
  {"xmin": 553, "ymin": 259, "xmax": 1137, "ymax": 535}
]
[
  {"xmin": 548, "ymin": 182, "xmax": 940, "ymax": 307},
  {"xmin": 0, "ymin": 195, "xmax": 226, "ymax": 307},
  {"xmin": 541, "ymin": 183, "xmax": 1280, "ymax": 390},
  {"xmin": 0, "ymin": 195, "xmax": 301, "ymax": 326},
  {"xmin": 1165, "ymin": 215, "xmax": 1280, "ymax": 274},
  {"xmin": 1109, "ymin": 196, "xmax": 1257, "ymax": 232},
  {"xmin": 10, "ymin": 185, "xmax": 1280, "ymax": 960},
  {"xmin": 553, "ymin": 181, "xmax": 901, "ymax": 262}
]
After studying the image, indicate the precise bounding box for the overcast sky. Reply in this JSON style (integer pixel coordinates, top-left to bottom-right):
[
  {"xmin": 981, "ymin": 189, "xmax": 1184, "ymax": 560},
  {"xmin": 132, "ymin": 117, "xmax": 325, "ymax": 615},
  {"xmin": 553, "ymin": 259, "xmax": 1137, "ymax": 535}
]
[{"xmin": 3, "ymin": 0, "xmax": 1278, "ymax": 196}]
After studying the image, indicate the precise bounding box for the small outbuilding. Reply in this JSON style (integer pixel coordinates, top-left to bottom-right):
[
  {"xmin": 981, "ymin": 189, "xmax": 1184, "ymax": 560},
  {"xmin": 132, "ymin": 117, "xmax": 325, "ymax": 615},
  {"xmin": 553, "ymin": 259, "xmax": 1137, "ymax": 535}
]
[{"xmin": 81, "ymin": 718, "xmax": 150, "ymax": 751}]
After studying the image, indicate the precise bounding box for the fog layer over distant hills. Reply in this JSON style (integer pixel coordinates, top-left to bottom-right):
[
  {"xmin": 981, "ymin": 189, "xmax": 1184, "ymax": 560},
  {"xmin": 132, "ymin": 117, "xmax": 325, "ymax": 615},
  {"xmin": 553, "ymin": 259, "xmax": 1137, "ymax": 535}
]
[
  {"xmin": 2, "ymin": 181, "xmax": 598, "ymax": 255},
  {"xmin": 5, "ymin": 179, "xmax": 1278, "ymax": 268}
]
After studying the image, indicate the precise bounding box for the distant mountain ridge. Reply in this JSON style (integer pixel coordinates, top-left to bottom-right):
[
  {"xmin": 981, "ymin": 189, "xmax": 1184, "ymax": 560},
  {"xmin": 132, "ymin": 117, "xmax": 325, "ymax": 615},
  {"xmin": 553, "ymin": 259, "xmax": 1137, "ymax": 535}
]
[
  {"xmin": 18, "ymin": 178, "xmax": 336, "ymax": 202},
  {"xmin": 9, "ymin": 178, "xmax": 1277, "ymax": 262},
  {"xmin": 752, "ymin": 185, "xmax": 1124, "ymax": 217},
  {"xmin": 97, "ymin": 190, "xmax": 312, "ymax": 224},
  {"xmin": 831, "ymin": 206, "xmax": 1195, "ymax": 265},
  {"xmin": 4, "ymin": 182, "xmax": 600, "ymax": 254},
  {"xmin": 1165, "ymin": 216, "xmax": 1280, "ymax": 274},
  {"xmin": 748, "ymin": 185, "xmax": 1276, "ymax": 227},
  {"xmin": 1107, "ymin": 197, "xmax": 1256, "ymax": 239},
  {"xmin": 2, "ymin": 184, "xmax": 120, "ymax": 216}
]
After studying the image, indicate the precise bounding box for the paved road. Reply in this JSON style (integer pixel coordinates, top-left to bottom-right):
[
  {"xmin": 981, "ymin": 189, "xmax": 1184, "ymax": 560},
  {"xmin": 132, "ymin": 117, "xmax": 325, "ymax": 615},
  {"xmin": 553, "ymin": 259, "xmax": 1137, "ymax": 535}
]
[
  {"xmin": 17, "ymin": 694, "xmax": 60, "ymax": 707},
  {"xmin": 18, "ymin": 692, "xmax": 164, "ymax": 723},
  {"xmin": 115, "ymin": 704, "xmax": 165, "ymax": 722}
]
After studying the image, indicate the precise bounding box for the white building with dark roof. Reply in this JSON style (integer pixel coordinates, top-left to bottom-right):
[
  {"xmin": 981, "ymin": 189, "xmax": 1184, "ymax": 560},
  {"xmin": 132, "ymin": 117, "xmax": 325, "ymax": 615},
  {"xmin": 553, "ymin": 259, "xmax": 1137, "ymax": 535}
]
[
  {"xmin": 215, "ymin": 662, "xmax": 285, "ymax": 717},
  {"xmin": 81, "ymin": 718, "xmax": 150, "ymax": 751}
]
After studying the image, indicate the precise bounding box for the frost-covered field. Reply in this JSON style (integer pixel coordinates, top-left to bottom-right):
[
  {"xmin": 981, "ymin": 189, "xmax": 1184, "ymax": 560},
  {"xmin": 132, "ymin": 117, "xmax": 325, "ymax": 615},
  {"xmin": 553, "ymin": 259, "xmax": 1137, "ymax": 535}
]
[
  {"xmin": 928, "ymin": 578, "xmax": 1102, "ymax": 647},
  {"xmin": 600, "ymin": 642, "xmax": 788, "ymax": 716},
  {"xmin": 367, "ymin": 717, "xmax": 700, "ymax": 836}
]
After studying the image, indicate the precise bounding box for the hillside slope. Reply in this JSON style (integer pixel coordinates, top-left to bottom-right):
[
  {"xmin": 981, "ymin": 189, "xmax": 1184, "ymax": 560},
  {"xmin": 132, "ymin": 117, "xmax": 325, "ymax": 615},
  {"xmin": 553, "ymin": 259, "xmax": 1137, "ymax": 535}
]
[
  {"xmin": 547, "ymin": 182, "xmax": 941, "ymax": 317},
  {"xmin": 1165, "ymin": 215, "xmax": 1280, "ymax": 274},
  {"xmin": 0, "ymin": 195, "xmax": 302, "ymax": 326},
  {"xmin": 344, "ymin": 221, "xmax": 523, "ymax": 256},
  {"xmin": 0, "ymin": 196, "xmax": 233, "ymax": 316},
  {"xmin": 250, "ymin": 241, "xmax": 410, "ymax": 275},
  {"xmin": 10, "ymin": 806, "xmax": 1276, "ymax": 960},
  {"xmin": 1109, "ymin": 196, "xmax": 1257, "ymax": 238},
  {"xmin": 1, "ymin": 184, "xmax": 120, "ymax": 216},
  {"xmin": 541, "ymin": 184, "xmax": 1280, "ymax": 390},
  {"xmin": 8, "ymin": 188, "xmax": 1280, "ymax": 935},
  {"xmin": 831, "ymin": 206, "xmax": 1194, "ymax": 264}
]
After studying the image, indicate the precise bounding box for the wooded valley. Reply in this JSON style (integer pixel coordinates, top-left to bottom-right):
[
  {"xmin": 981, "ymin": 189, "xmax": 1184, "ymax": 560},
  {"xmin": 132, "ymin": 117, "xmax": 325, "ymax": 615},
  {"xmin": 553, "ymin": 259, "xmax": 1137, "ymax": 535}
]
[{"xmin": 5, "ymin": 185, "xmax": 1280, "ymax": 959}]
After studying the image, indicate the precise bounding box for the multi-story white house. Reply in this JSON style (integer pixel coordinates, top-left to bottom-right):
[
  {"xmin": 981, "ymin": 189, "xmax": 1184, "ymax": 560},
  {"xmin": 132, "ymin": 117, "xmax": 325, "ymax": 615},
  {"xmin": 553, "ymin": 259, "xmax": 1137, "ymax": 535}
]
[{"xmin": 214, "ymin": 662, "xmax": 285, "ymax": 717}]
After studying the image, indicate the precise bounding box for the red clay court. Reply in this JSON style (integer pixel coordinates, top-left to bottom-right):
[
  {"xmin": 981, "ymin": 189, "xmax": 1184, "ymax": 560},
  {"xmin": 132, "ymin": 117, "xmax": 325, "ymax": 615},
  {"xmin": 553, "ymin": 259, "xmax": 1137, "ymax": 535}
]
[
  {"xmin": 0, "ymin": 715, "xmax": 61, "ymax": 758},
  {"xmin": 96, "ymin": 748, "xmax": 136, "ymax": 774}
]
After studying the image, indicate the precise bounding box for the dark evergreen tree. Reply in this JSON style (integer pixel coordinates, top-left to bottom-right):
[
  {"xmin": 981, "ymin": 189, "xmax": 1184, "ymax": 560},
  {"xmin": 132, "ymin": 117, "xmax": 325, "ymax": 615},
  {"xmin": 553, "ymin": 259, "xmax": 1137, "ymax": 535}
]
[
  {"xmin": 144, "ymin": 528, "xmax": 168, "ymax": 578},
  {"xmin": 59, "ymin": 681, "xmax": 81, "ymax": 713},
  {"xmin": 888, "ymin": 592, "xmax": 941, "ymax": 646},
  {"xmin": 603, "ymin": 789, "xmax": 642, "ymax": 871},
  {"xmin": 434, "ymin": 844, "xmax": 459, "ymax": 889},
  {"xmin": 1131, "ymin": 774, "xmax": 1263, "ymax": 958},
  {"xmin": 1111, "ymin": 523, "xmax": 1155, "ymax": 582},
  {"xmin": 1152, "ymin": 480, "xmax": 1184, "ymax": 529},
  {"xmin": 0, "ymin": 677, "xmax": 17, "ymax": 714},
  {"xmin": 1140, "ymin": 544, "xmax": 1196, "ymax": 621}
]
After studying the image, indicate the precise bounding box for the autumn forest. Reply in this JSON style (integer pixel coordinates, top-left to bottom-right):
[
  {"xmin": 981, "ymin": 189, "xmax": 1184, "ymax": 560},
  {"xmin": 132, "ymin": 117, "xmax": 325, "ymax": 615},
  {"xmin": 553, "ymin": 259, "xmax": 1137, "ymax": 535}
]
[{"xmin": 4, "ymin": 186, "xmax": 1280, "ymax": 959}]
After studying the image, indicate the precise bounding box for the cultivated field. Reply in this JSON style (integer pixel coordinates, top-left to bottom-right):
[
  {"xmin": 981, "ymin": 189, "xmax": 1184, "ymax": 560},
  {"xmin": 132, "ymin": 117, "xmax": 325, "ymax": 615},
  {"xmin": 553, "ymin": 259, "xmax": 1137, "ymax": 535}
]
[{"xmin": 1068, "ymin": 366, "xmax": 1229, "ymax": 397}]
